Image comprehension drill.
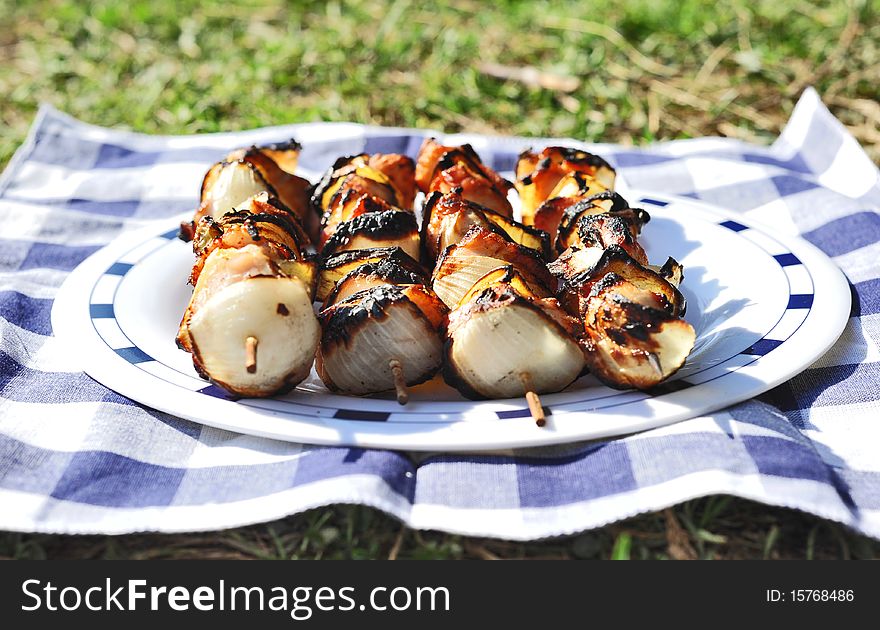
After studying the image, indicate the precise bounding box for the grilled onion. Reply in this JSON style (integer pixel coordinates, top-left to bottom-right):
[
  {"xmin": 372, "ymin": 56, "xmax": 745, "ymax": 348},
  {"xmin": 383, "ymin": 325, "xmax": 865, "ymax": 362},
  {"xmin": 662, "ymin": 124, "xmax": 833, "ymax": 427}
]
[
  {"xmin": 178, "ymin": 246, "xmax": 319, "ymax": 397},
  {"xmin": 321, "ymin": 210, "xmax": 420, "ymax": 261},
  {"xmin": 550, "ymin": 245, "xmax": 686, "ymax": 318},
  {"xmin": 316, "ymin": 247, "xmax": 422, "ymax": 302},
  {"xmin": 432, "ymin": 226, "xmax": 555, "ymax": 308},
  {"xmin": 185, "ymin": 143, "xmax": 317, "ymax": 242},
  {"xmin": 443, "ymin": 280, "xmax": 585, "ymax": 399},
  {"xmin": 316, "ymin": 284, "xmax": 447, "ymax": 395},
  {"xmin": 178, "ymin": 190, "xmax": 319, "ymax": 397},
  {"xmin": 323, "ymin": 256, "xmax": 428, "ymax": 308}
]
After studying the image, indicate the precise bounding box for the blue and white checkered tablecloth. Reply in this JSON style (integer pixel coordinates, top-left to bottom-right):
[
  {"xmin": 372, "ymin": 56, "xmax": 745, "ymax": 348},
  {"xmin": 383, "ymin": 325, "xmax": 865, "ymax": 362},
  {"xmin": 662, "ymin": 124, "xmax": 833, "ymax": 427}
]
[{"xmin": 1, "ymin": 87, "xmax": 879, "ymax": 539}]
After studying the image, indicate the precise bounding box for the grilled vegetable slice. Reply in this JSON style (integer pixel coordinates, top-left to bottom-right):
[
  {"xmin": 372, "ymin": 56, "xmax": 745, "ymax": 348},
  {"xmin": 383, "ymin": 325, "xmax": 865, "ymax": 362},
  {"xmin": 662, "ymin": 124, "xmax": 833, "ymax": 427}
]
[
  {"xmin": 657, "ymin": 257, "xmax": 684, "ymax": 287},
  {"xmin": 181, "ymin": 140, "xmax": 309, "ymax": 242},
  {"xmin": 549, "ymin": 245, "xmax": 686, "ymax": 318},
  {"xmin": 456, "ymin": 265, "xmax": 543, "ymax": 306},
  {"xmin": 431, "ymin": 227, "xmax": 555, "ymax": 308},
  {"xmin": 443, "ymin": 282, "xmax": 585, "ymax": 399},
  {"xmin": 323, "ymin": 256, "xmax": 429, "ymax": 308},
  {"xmin": 316, "ymin": 285, "xmax": 447, "ymax": 395},
  {"xmin": 187, "ymin": 145, "xmax": 316, "ymax": 242},
  {"xmin": 580, "ymin": 274, "xmax": 695, "ymax": 390},
  {"xmin": 196, "ymin": 160, "xmax": 269, "ymax": 222},
  {"xmin": 515, "ymin": 146, "xmax": 616, "ymax": 223},
  {"xmin": 573, "ymin": 214, "xmax": 650, "ymax": 265},
  {"xmin": 321, "ymin": 210, "xmax": 420, "ymax": 261},
  {"xmin": 421, "ymin": 190, "xmax": 550, "ymax": 261},
  {"xmin": 316, "ymin": 247, "xmax": 423, "ymax": 302},
  {"xmin": 178, "ymin": 246, "xmax": 319, "ymax": 397}
]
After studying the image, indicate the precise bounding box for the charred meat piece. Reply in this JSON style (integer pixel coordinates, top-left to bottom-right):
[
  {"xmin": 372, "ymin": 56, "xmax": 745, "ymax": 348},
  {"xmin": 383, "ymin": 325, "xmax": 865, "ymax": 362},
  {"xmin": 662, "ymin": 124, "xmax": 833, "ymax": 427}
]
[
  {"xmin": 443, "ymin": 280, "xmax": 585, "ymax": 399},
  {"xmin": 316, "ymin": 247, "xmax": 423, "ymax": 302},
  {"xmin": 515, "ymin": 146, "xmax": 616, "ymax": 224},
  {"xmin": 421, "ymin": 189, "xmax": 550, "ymax": 262},
  {"xmin": 579, "ymin": 274, "xmax": 695, "ymax": 390},
  {"xmin": 416, "ymin": 139, "xmax": 512, "ymax": 194},
  {"xmin": 316, "ymin": 284, "xmax": 447, "ymax": 395},
  {"xmin": 321, "ymin": 210, "xmax": 420, "ymax": 262},
  {"xmin": 416, "ymin": 139, "xmax": 513, "ymax": 216},
  {"xmin": 311, "ymin": 153, "xmax": 416, "ymax": 215},
  {"xmin": 432, "ymin": 226, "xmax": 556, "ymax": 308}
]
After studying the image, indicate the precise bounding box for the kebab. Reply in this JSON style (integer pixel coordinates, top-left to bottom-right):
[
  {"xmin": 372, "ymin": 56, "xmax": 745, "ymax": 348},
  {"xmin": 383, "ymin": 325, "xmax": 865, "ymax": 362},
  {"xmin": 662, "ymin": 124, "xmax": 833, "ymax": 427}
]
[
  {"xmin": 416, "ymin": 140, "xmax": 586, "ymax": 419},
  {"xmin": 517, "ymin": 146, "xmax": 696, "ymax": 390},
  {"xmin": 176, "ymin": 192, "xmax": 319, "ymax": 397},
  {"xmin": 310, "ymin": 153, "xmax": 447, "ymax": 403}
]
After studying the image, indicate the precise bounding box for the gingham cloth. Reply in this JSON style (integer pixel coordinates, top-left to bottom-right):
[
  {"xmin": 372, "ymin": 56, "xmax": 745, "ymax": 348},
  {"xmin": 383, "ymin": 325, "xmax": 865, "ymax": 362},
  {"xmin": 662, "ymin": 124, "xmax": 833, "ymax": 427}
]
[{"xmin": 1, "ymin": 87, "xmax": 879, "ymax": 539}]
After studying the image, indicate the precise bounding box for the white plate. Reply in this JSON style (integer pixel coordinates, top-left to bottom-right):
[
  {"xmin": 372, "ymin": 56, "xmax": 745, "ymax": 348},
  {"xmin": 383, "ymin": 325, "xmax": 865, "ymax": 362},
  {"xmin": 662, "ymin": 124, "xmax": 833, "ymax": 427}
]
[{"xmin": 52, "ymin": 190, "xmax": 850, "ymax": 451}]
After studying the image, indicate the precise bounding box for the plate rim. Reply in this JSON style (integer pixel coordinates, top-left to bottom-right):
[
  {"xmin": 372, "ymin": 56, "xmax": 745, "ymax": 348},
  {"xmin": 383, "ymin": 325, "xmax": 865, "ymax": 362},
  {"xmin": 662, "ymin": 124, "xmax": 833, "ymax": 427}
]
[{"xmin": 51, "ymin": 189, "xmax": 851, "ymax": 451}]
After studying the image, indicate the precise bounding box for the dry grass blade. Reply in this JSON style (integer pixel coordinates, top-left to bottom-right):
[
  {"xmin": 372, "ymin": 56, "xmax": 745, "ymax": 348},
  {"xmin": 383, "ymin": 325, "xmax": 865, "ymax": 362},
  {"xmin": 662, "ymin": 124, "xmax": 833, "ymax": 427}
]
[
  {"xmin": 693, "ymin": 43, "xmax": 733, "ymax": 88},
  {"xmin": 388, "ymin": 525, "xmax": 407, "ymax": 560},
  {"xmin": 478, "ymin": 62, "xmax": 581, "ymax": 93},
  {"xmin": 664, "ymin": 509, "xmax": 698, "ymax": 560}
]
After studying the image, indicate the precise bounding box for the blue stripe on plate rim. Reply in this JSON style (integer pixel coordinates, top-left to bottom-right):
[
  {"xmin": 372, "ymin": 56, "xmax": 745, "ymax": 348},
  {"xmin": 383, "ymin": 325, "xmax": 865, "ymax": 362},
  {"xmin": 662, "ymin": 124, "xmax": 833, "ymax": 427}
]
[{"xmin": 86, "ymin": 194, "xmax": 814, "ymax": 424}]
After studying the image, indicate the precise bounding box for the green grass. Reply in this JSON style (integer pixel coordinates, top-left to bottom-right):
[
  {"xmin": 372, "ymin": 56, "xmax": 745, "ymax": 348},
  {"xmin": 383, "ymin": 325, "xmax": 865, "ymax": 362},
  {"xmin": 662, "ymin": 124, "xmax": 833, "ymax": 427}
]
[
  {"xmin": 2, "ymin": 499, "xmax": 878, "ymax": 560},
  {"xmin": 1, "ymin": 0, "xmax": 878, "ymax": 559}
]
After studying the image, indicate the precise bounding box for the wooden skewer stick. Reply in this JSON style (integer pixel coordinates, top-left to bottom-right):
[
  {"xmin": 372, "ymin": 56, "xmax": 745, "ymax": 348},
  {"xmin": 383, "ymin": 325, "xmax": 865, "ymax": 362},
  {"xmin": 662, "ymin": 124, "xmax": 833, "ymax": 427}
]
[
  {"xmin": 245, "ymin": 336, "xmax": 258, "ymax": 374},
  {"xmin": 519, "ymin": 372, "xmax": 546, "ymax": 427},
  {"xmin": 389, "ymin": 359, "xmax": 409, "ymax": 405}
]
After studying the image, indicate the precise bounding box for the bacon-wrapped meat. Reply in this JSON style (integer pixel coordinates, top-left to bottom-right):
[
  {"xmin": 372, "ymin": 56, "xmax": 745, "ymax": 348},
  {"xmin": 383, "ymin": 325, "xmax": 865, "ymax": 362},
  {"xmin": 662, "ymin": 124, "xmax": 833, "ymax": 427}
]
[
  {"xmin": 311, "ymin": 153, "xmax": 417, "ymax": 220},
  {"xmin": 421, "ymin": 188, "xmax": 551, "ymax": 262},
  {"xmin": 515, "ymin": 146, "xmax": 616, "ymax": 226},
  {"xmin": 415, "ymin": 138, "xmax": 513, "ymax": 216}
]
